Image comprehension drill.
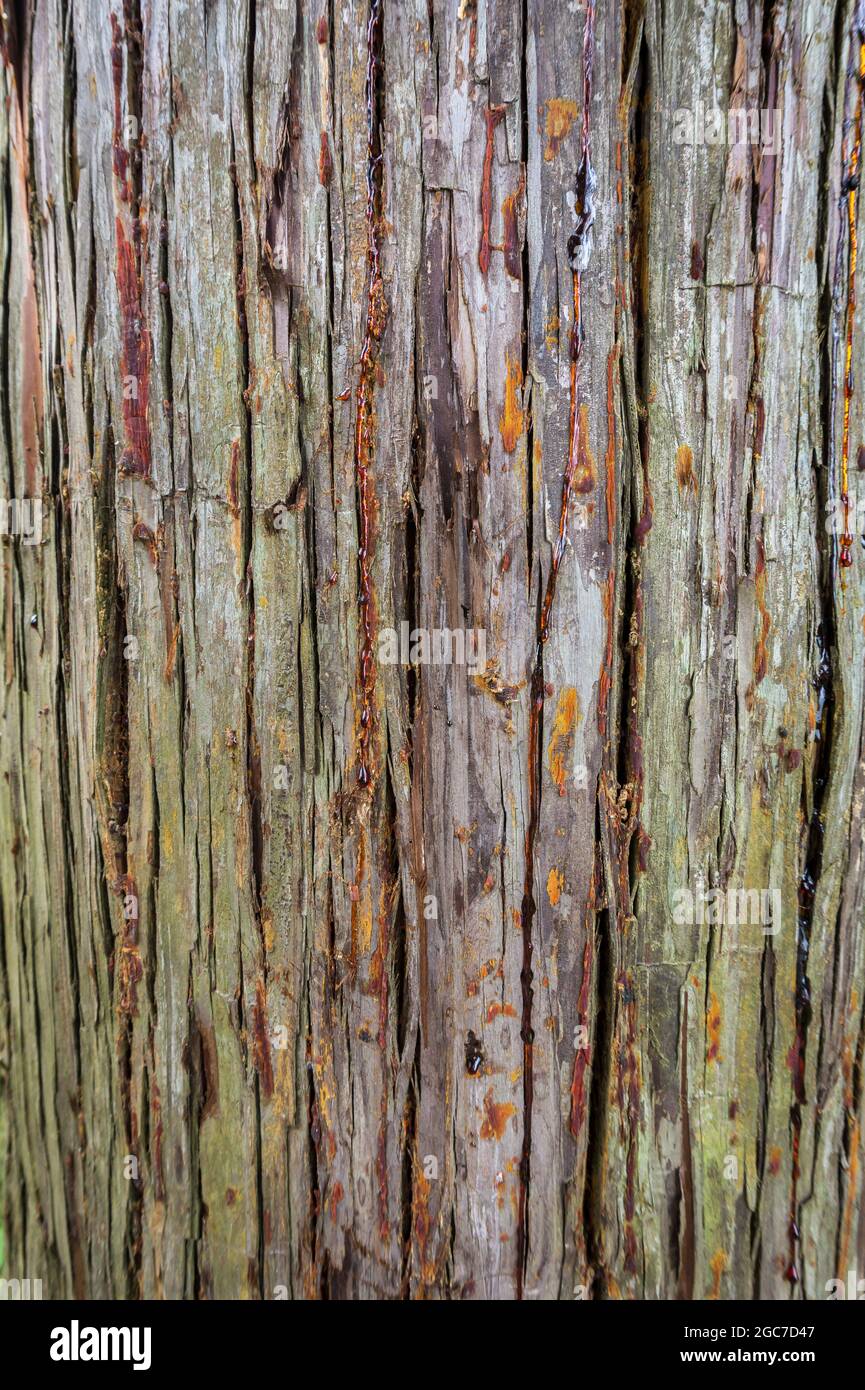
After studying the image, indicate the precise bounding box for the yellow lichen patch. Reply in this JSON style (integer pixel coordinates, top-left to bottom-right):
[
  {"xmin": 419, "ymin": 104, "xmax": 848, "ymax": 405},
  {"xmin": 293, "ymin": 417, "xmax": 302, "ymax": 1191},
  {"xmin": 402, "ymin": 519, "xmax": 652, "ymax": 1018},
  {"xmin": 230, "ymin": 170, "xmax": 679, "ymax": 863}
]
[
  {"xmin": 673, "ymin": 835, "xmax": 689, "ymax": 875},
  {"xmin": 547, "ymin": 866, "xmax": 564, "ymax": 906},
  {"xmin": 708, "ymin": 1249, "xmax": 728, "ymax": 1299},
  {"xmin": 676, "ymin": 442, "xmax": 697, "ymax": 495},
  {"xmin": 499, "ymin": 353, "xmax": 525, "ymax": 454},
  {"xmin": 544, "ymin": 98, "xmax": 578, "ymax": 160},
  {"xmin": 547, "ymin": 685, "xmax": 580, "ymax": 793},
  {"xmin": 272, "ymin": 1048, "xmax": 295, "ymax": 1120},
  {"xmin": 263, "ymin": 909, "xmax": 276, "ymax": 955}
]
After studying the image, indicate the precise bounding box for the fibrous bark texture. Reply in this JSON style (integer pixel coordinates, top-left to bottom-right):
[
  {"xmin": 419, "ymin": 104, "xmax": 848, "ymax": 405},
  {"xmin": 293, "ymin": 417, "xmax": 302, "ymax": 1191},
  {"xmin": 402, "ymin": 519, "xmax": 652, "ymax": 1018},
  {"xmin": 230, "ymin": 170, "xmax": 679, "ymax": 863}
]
[{"xmin": 2, "ymin": 0, "xmax": 865, "ymax": 1301}]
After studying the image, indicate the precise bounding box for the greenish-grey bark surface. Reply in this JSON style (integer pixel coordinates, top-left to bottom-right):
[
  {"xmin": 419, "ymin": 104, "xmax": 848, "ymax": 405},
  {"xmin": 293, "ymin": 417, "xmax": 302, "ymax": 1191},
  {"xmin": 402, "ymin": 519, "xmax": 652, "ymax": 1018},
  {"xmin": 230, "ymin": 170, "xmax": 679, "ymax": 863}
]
[{"xmin": 1, "ymin": 0, "xmax": 865, "ymax": 1300}]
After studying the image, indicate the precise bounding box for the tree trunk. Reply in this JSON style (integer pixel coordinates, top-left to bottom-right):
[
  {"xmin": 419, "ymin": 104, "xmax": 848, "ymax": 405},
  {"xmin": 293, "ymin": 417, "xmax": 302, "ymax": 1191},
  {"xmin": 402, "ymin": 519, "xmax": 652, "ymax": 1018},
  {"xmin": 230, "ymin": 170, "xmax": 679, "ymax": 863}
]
[{"xmin": 2, "ymin": 0, "xmax": 864, "ymax": 1301}]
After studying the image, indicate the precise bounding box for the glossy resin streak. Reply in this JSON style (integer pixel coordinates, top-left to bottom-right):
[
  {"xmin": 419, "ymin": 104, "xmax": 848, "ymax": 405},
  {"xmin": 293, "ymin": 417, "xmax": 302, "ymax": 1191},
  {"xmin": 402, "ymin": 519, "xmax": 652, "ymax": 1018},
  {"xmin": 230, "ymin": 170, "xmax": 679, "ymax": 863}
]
[
  {"xmin": 354, "ymin": 0, "xmax": 387, "ymax": 789},
  {"xmin": 516, "ymin": 0, "xmax": 597, "ymax": 1301}
]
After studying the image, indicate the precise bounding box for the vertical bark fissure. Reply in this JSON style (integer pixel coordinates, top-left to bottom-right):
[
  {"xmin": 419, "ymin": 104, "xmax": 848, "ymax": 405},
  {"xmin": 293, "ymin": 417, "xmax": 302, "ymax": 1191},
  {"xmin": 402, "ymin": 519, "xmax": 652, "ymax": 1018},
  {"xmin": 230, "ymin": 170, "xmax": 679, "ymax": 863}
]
[
  {"xmin": 353, "ymin": 0, "xmax": 386, "ymax": 794},
  {"xmin": 604, "ymin": 7, "xmax": 651, "ymax": 1285}
]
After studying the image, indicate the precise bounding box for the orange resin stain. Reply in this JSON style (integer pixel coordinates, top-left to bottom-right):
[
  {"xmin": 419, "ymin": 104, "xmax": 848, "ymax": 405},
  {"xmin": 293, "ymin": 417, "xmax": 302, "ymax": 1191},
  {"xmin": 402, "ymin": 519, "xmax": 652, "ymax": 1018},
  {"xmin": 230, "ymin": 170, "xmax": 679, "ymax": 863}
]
[
  {"xmin": 499, "ymin": 353, "xmax": 525, "ymax": 453},
  {"xmin": 412, "ymin": 1166, "xmax": 435, "ymax": 1289},
  {"xmin": 251, "ymin": 978, "xmax": 274, "ymax": 1100},
  {"xmin": 486, "ymin": 1001, "xmax": 518, "ymax": 1023},
  {"xmin": 501, "ymin": 187, "xmax": 522, "ymax": 280},
  {"xmin": 752, "ymin": 536, "xmax": 771, "ymax": 686},
  {"xmin": 466, "ymin": 957, "xmax": 502, "ymax": 996},
  {"xmin": 768, "ymin": 1145, "xmax": 782, "ymax": 1175},
  {"xmin": 480, "ymin": 1088, "xmax": 517, "ymax": 1141},
  {"xmin": 708, "ymin": 1249, "xmax": 728, "ymax": 1299},
  {"xmin": 706, "ymin": 990, "xmax": 722, "ymax": 1064},
  {"xmin": 546, "ymin": 685, "xmax": 579, "ymax": 793},
  {"xmin": 573, "ymin": 402, "xmax": 596, "ymax": 494},
  {"xmin": 546, "ymin": 866, "xmax": 564, "ymax": 906},
  {"xmin": 676, "ymin": 442, "xmax": 697, "ymax": 495},
  {"xmin": 544, "ymin": 98, "xmax": 578, "ymax": 161}
]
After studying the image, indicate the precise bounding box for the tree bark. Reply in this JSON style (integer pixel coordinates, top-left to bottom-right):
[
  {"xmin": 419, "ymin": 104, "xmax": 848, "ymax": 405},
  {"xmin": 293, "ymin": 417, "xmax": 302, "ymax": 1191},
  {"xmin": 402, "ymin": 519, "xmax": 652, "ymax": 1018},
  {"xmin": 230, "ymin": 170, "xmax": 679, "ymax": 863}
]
[{"xmin": 1, "ymin": 0, "xmax": 865, "ymax": 1300}]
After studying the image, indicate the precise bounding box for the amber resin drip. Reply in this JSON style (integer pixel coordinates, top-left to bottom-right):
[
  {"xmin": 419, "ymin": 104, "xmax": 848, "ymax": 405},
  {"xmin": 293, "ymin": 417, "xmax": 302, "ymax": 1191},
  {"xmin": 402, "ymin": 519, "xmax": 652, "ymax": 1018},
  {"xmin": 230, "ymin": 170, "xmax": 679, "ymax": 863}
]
[
  {"xmin": 479, "ymin": 105, "xmax": 505, "ymax": 275},
  {"xmin": 837, "ymin": 16, "xmax": 865, "ymax": 569},
  {"xmin": 516, "ymin": 0, "xmax": 596, "ymax": 1300},
  {"xmin": 354, "ymin": 0, "xmax": 387, "ymax": 789}
]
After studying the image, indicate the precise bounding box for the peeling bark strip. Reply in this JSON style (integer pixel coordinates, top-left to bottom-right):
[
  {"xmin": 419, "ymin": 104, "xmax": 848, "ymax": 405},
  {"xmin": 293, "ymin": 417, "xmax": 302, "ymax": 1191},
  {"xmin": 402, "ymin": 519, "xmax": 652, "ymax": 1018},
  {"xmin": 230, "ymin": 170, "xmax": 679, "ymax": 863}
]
[
  {"xmin": 3, "ymin": 0, "xmax": 865, "ymax": 1303},
  {"xmin": 839, "ymin": 9, "xmax": 865, "ymax": 566},
  {"xmin": 516, "ymin": 0, "xmax": 596, "ymax": 1301}
]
